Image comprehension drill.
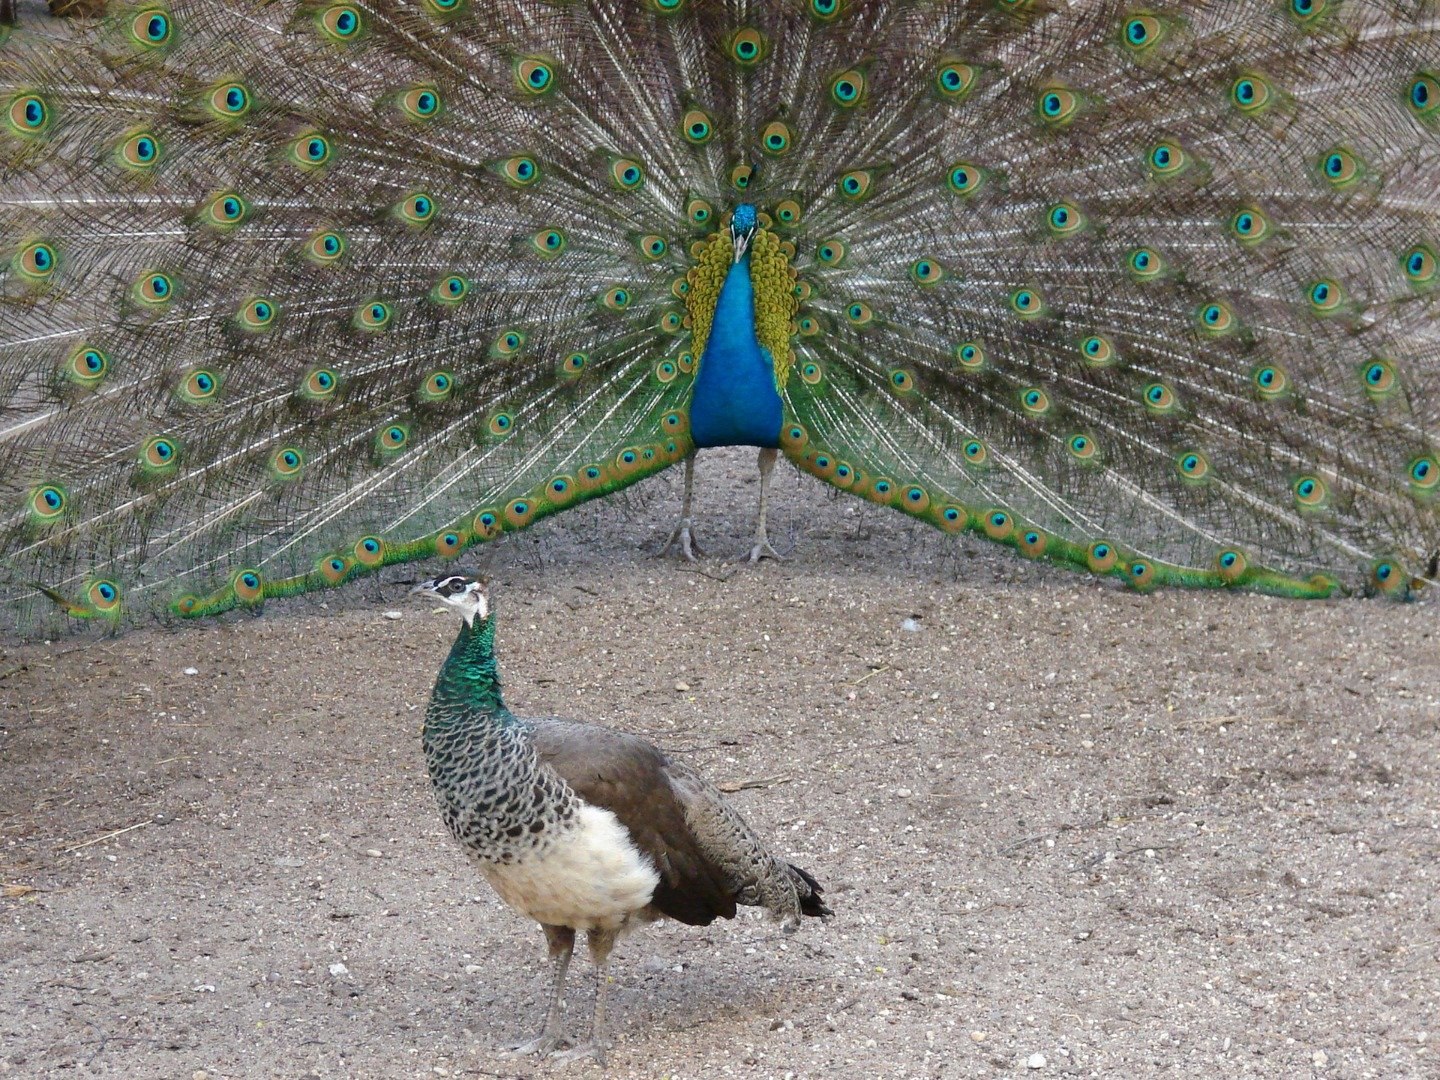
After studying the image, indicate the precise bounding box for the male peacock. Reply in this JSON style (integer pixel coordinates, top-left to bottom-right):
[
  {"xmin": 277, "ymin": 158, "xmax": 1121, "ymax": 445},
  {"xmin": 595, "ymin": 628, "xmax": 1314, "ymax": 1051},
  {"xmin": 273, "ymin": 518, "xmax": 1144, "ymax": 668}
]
[
  {"xmin": 2, "ymin": 0, "xmax": 1438, "ymax": 635},
  {"xmin": 411, "ymin": 574, "xmax": 828, "ymax": 1063}
]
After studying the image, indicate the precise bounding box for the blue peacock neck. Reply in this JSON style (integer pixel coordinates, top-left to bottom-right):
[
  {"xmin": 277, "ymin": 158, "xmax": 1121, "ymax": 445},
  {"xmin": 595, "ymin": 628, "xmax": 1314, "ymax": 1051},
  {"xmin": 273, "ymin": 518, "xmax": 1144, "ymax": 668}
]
[
  {"xmin": 689, "ymin": 244, "xmax": 784, "ymax": 449},
  {"xmin": 427, "ymin": 614, "xmax": 514, "ymax": 728}
]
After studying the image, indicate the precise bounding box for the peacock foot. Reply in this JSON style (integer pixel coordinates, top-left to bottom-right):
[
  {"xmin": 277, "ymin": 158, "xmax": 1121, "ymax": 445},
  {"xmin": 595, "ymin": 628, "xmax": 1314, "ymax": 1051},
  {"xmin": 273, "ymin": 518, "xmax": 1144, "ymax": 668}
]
[
  {"xmin": 747, "ymin": 536, "xmax": 785, "ymax": 562},
  {"xmin": 659, "ymin": 518, "xmax": 705, "ymax": 561},
  {"xmin": 551, "ymin": 1039, "xmax": 608, "ymax": 1068},
  {"xmin": 503, "ymin": 1031, "xmax": 569, "ymax": 1057}
]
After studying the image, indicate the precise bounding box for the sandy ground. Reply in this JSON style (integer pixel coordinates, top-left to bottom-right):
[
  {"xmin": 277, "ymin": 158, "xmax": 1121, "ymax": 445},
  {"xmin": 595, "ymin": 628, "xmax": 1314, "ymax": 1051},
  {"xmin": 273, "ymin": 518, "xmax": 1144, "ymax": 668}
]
[{"xmin": 1, "ymin": 448, "xmax": 1437, "ymax": 1080}]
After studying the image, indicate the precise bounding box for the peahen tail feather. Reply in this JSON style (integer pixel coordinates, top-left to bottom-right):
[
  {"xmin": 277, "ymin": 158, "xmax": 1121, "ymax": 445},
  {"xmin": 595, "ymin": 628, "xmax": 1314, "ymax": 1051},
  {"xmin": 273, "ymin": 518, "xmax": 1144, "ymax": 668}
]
[{"xmin": 1, "ymin": 0, "xmax": 1437, "ymax": 635}]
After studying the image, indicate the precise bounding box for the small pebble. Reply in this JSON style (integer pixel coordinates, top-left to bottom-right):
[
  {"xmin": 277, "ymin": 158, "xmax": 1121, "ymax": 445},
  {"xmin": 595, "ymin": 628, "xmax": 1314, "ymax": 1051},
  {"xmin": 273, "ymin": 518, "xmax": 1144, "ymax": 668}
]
[
  {"xmin": 383, "ymin": 611, "xmax": 403, "ymax": 620},
  {"xmin": 900, "ymin": 618, "xmax": 921, "ymax": 632},
  {"xmin": 183, "ymin": 667, "xmax": 199, "ymax": 676},
  {"xmin": 328, "ymin": 962, "xmax": 349, "ymax": 978},
  {"xmin": 674, "ymin": 681, "xmax": 690, "ymax": 692},
  {"xmin": 896, "ymin": 788, "xmax": 913, "ymax": 799},
  {"xmin": 1312, "ymin": 1050, "xmax": 1328, "ymax": 1067},
  {"xmin": 970, "ymin": 1031, "xmax": 987, "ymax": 1043},
  {"xmin": 1026, "ymin": 1052, "xmax": 1047, "ymax": 1069},
  {"xmin": 364, "ymin": 848, "xmax": 383, "ymax": 858}
]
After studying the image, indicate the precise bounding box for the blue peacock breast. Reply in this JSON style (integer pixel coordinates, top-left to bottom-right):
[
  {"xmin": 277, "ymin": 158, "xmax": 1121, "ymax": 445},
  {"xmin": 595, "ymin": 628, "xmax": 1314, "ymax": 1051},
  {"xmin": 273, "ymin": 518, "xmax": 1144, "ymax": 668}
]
[{"xmin": 688, "ymin": 256, "xmax": 784, "ymax": 449}]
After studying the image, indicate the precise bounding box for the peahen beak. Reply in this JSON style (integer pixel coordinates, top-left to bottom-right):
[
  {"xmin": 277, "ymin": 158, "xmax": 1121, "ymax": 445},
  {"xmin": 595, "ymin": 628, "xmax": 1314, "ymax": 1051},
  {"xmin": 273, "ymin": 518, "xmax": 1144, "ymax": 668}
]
[{"xmin": 410, "ymin": 579, "xmax": 437, "ymax": 596}]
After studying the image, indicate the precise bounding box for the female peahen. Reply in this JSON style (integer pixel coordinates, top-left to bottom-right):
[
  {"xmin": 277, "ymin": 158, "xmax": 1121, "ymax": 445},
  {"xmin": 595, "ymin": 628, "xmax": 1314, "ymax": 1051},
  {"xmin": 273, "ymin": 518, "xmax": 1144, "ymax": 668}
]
[
  {"xmin": 2, "ymin": 0, "xmax": 1438, "ymax": 634},
  {"xmin": 411, "ymin": 574, "xmax": 828, "ymax": 1064}
]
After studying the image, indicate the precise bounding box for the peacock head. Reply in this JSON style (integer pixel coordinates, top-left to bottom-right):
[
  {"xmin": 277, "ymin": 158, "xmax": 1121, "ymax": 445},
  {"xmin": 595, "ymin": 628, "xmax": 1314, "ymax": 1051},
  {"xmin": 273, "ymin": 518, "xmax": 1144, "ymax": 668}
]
[
  {"xmin": 730, "ymin": 202, "xmax": 757, "ymax": 262},
  {"xmin": 411, "ymin": 574, "xmax": 489, "ymax": 626}
]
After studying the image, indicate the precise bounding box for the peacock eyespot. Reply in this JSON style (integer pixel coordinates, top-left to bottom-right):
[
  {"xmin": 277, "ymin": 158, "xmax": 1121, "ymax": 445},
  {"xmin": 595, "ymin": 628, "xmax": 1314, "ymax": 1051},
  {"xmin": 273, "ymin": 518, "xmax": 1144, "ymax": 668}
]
[
  {"xmin": 401, "ymin": 86, "xmax": 441, "ymax": 119},
  {"xmin": 817, "ymin": 238, "xmax": 846, "ymax": 265},
  {"xmin": 611, "ymin": 158, "xmax": 644, "ymax": 190},
  {"xmin": 774, "ymin": 199, "xmax": 802, "ymax": 226},
  {"xmin": 640, "ymin": 235, "xmax": 668, "ymax": 259},
  {"xmin": 1080, "ymin": 335, "xmax": 1115, "ymax": 365},
  {"xmin": 131, "ymin": 9, "xmax": 172, "ymax": 47},
  {"xmin": 135, "ymin": 271, "xmax": 174, "ymax": 304},
  {"xmin": 1046, "ymin": 202, "xmax": 1083, "ymax": 235},
  {"xmin": 140, "ymin": 435, "xmax": 180, "ymax": 469},
  {"xmin": 1361, "ymin": 358, "xmax": 1397, "ymax": 396},
  {"xmin": 830, "ymin": 69, "xmax": 865, "ymax": 107},
  {"xmin": 208, "ymin": 82, "xmax": 252, "ymax": 118},
  {"xmin": 1253, "ymin": 364, "xmax": 1288, "ymax": 398},
  {"xmin": 810, "ymin": 0, "xmax": 840, "ymax": 17},
  {"xmin": 1306, "ymin": 279, "xmax": 1342, "ymax": 311},
  {"xmin": 17, "ymin": 241, "xmax": 57, "ymax": 280},
  {"xmin": 501, "ymin": 156, "xmax": 540, "ymax": 186},
  {"xmin": 488, "ymin": 412, "xmax": 514, "ymax": 436},
  {"xmin": 379, "ymin": 425, "xmax": 409, "ymax": 451},
  {"xmin": 1289, "ymin": 0, "xmax": 1326, "ymax": 21},
  {"xmin": 889, "ymin": 369, "xmax": 915, "ymax": 393},
  {"xmin": 654, "ymin": 359, "xmax": 678, "ymax": 383},
  {"xmin": 357, "ymin": 301, "xmax": 392, "ymax": 329},
  {"xmin": 180, "ymin": 369, "xmax": 221, "ymax": 402},
  {"xmin": 1087, "ymin": 541, "xmax": 1118, "ymax": 571},
  {"xmin": 1402, "ymin": 244, "xmax": 1436, "ymax": 283},
  {"xmin": 1231, "ymin": 73, "xmax": 1273, "ymax": 113},
  {"xmin": 233, "ymin": 570, "xmax": 264, "ymax": 602},
  {"xmin": 1147, "ymin": 140, "xmax": 1187, "ymax": 177},
  {"xmin": 729, "ymin": 164, "xmax": 753, "ymax": 190},
  {"xmin": 1320, "ymin": 147, "xmax": 1361, "ymax": 187},
  {"xmin": 947, "ymin": 162, "xmax": 985, "ymax": 195},
  {"xmin": 355, "ymin": 536, "xmax": 385, "ymax": 564},
  {"xmin": 910, "ymin": 258, "xmax": 943, "ymax": 284},
  {"xmin": 1198, "ymin": 301, "xmax": 1234, "ymax": 333},
  {"xmin": 318, "ymin": 5, "xmax": 362, "ymax": 41},
  {"xmin": 956, "ymin": 341, "xmax": 986, "ymax": 369},
  {"xmin": 1037, "ymin": 86, "xmax": 1078, "ymax": 124},
  {"xmin": 603, "ymin": 286, "xmax": 632, "ymax": 310},
  {"xmin": 9, "ymin": 94, "xmax": 50, "ymax": 135},
  {"xmin": 307, "ymin": 230, "xmax": 346, "ymax": 263},
  {"xmin": 1229, "ymin": 207, "xmax": 1269, "ymax": 242},
  {"xmin": 1020, "ymin": 387, "xmax": 1050, "ymax": 413},
  {"xmin": 1408, "ymin": 456, "xmax": 1439, "ymax": 492},
  {"xmin": 67, "ymin": 345, "xmax": 110, "ymax": 386},
  {"xmin": 1292, "ymin": 475, "xmax": 1328, "ymax": 507},
  {"xmin": 398, "ymin": 192, "xmax": 436, "ymax": 224},
  {"xmin": 728, "ymin": 28, "xmax": 765, "ymax": 66},
  {"xmin": 1128, "ymin": 247, "xmax": 1163, "ymax": 278},
  {"xmin": 304, "ymin": 368, "xmax": 339, "ymax": 397},
  {"xmin": 561, "ymin": 352, "xmax": 588, "ymax": 376},
  {"xmin": 838, "ymin": 170, "xmax": 873, "ymax": 200},
  {"xmin": 1407, "ymin": 73, "xmax": 1439, "ymax": 118},
  {"xmin": 88, "ymin": 580, "xmax": 121, "ymax": 610},
  {"xmin": 761, "ymin": 121, "xmax": 793, "ymax": 155},
  {"xmin": 963, "ymin": 440, "xmax": 988, "ymax": 464},
  {"xmin": 1068, "ymin": 434, "xmax": 1097, "ymax": 459},
  {"xmin": 30, "ymin": 484, "xmax": 67, "ymax": 521},
  {"xmin": 516, "ymin": 58, "xmax": 555, "ymax": 95},
  {"xmin": 682, "ymin": 109, "xmax": 714, "ymax": 144},
  {"xmin": 1010, "ymin": 288, "xmax": 1044, "ymax": 317},
  {"xmin": 422, "ymin": 371, "xmax": 454, "ymax": 399},
  {"xmin": 119, "ymin": 131, "xmax": 162, "ymax": 169},
  {"xmin": 290, "ymin": 133, "xmax": 333, "ymax": 169},
  {"xmin": 1143, "ymin": 382, "xmax": 1176, "ymax": 411},
  {"xmin": 935, "ymin": 62, "xmax": 976, "ymax": 100},
  {"xmin": 271, "ymin": 447, "xmax": 305, "ymax": 476},
  {"xmin": 1177, "ymin": 451, "xmax": 1210, "ymax": 481},
  {"xmin": 846, "ymin": 301, "xmax": 873, "ymax": 325},
  {"xmin": 1122, "ymin": 15, "xmax": 1162, "ymax": 51},
  {"xmin": 1216, "ymin": 549, "xmax": 1248, "ymax": 582}
]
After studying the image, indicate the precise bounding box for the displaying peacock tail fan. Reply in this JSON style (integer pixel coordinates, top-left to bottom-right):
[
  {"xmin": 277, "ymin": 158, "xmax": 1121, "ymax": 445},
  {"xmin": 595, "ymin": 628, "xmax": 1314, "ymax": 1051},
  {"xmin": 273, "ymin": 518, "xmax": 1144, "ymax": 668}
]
[{"xmin": 1, "ymin": 1, "xmax": 1437, "ymax": 635}]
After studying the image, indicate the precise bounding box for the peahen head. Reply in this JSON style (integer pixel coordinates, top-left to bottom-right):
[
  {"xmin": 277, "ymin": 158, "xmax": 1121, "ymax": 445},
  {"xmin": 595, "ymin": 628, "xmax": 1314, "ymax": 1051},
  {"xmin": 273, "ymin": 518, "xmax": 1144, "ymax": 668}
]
[
  {"xmin": 411, "ymin": 574, "xmax": 489, "ymax": 626},
  {"xmin": 730, "ymin": 202, "xmax": 757, "ymax": 261}
]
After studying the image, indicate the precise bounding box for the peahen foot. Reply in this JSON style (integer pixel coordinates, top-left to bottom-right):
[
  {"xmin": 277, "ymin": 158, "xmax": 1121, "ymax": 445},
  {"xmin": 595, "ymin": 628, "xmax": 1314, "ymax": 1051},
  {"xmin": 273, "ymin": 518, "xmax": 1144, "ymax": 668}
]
[{"xmin": 747, "ymin": 532, "xmax": 785, "ymax": 563}]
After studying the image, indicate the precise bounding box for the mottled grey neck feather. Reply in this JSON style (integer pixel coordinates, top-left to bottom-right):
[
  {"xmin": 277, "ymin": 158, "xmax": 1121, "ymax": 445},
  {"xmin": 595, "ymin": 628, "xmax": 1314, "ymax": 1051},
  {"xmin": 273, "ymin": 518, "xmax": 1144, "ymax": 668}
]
[{"xmin": 422, "ymin": 611, "xmax": 577, "ymax": 865}]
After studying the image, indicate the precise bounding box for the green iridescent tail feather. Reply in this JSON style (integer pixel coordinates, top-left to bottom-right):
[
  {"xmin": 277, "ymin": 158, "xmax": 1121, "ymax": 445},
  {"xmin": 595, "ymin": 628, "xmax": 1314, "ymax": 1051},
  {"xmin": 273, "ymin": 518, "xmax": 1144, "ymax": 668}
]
[{"xmin": 1, "ymin": 0, "xmax": 1437, "ymax": 635}]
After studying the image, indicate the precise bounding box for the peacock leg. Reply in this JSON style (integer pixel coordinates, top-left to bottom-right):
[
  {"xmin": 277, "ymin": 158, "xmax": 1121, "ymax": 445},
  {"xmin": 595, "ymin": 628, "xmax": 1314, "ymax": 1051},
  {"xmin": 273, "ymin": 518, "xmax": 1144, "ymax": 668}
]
[
  {"xmin": 505, "ymin": 924, "xmax": 575, "ymax": 1056},
  {"xmin": 659, "ymin": 451, "xmax": 705, "ymax": 561},
  {"xmin": 748, "ymin": 447, "xmax": 785, "ymax": 562},
  {"xmin": 551, "ymin": 927, "xmax": 618, "ymax": 1066}
]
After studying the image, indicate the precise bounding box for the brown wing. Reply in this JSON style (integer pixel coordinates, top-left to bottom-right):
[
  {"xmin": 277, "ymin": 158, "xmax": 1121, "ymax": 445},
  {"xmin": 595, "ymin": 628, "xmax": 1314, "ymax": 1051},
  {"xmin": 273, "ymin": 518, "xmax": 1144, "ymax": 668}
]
[{"xmin": 528, "ymin": 719, "xmax": 739, "ymax": 927}]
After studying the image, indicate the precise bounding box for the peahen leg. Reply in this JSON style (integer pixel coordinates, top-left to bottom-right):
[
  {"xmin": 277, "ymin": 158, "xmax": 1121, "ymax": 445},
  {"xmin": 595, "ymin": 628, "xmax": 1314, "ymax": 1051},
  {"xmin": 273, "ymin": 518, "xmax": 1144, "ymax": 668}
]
[
  {"xmin": 659, "ymin": 451, "xmax": 705, "ymax": 561},
  {"xmin": 552, "ymin": 927, "xmax": 619, "ymax": 1067},
  {"xmin": 748, "ymin": 447, "xmax": 785, "ymax": 563},
  {"xmin": 505, "ymin": 924, "xmax": 575, "ymax": 1056}
]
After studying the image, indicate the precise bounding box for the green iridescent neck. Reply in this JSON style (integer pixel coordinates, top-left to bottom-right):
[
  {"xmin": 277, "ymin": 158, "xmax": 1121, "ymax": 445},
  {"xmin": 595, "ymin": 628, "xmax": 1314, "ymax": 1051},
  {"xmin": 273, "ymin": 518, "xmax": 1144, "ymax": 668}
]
[{"xmin": 429, "ymin": 614, "xmax": 513, "ymax": 724}]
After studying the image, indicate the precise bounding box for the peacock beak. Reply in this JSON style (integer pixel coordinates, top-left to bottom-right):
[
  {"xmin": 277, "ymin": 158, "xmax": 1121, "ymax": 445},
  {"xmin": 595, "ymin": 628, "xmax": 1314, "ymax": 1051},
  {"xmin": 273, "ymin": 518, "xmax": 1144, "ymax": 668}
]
[{"xmin": 410, "ymin": 579, "xmax": 436, "ymax": 596}]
